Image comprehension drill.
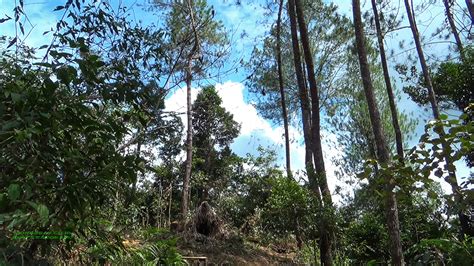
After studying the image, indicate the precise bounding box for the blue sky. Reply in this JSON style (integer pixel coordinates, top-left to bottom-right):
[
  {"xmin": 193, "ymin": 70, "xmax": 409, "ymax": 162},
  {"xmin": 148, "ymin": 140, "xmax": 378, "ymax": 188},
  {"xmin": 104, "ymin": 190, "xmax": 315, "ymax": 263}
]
[{"xmin": 0, "ymin": 0, "xmax": 471, "ymax": 200}]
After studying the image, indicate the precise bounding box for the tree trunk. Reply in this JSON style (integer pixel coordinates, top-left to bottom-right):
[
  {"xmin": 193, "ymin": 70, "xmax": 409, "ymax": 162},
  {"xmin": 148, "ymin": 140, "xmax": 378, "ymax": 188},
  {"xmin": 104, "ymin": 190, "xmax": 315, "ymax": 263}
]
[
  {"xmin": 443, "ymin": 0, "xmax": 464, "ymax": 59},
  {"xmin": 371, "ymin": 0, "xmax": 404, "ymax": 162},
  {"xmin": 352, "ymin": 0, "xmax": 405, "ymax": 265},
  {"xmin": 181, "ymin": 0, "xmax": 200, "ymax": 221},
  {"xmin": 466, "ymin": 0, "xmax": 474, "ymax": 23},
  {"xmin": 276, "ymin": 0, "xmax": 292, "ymax": 178},
  {"xmin": 404, "ymin": 0, "xmax": 440, "ymax": 119},
  {"xmin": 294, "ymin": 0, "xmax": 332, "ymax": 205},
  {"xmin": 181, "ymin": 61, "xmax": 193, "ymax": 219},
  {"xmin": 287, "ymin": 0, "xmax": 322, "ymax": 202},
  {"xmin": 404, "ymin": 0, "xmax": 471, "ymax": 238},
  {"xmin": 293, "ymin": 0, "xmax": 334, "ymax": 264}
]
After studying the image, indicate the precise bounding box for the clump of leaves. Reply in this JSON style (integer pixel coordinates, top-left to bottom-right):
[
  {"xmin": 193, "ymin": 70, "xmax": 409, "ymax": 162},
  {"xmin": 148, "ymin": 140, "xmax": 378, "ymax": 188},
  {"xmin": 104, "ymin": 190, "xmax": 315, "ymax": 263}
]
[
  {"xmin": 407, "ymin": 237, "xmax": 474, "ymax": 265},
  {"xmin": 0, "ymin": 0, "xmax": 172, "ymax": 264}
]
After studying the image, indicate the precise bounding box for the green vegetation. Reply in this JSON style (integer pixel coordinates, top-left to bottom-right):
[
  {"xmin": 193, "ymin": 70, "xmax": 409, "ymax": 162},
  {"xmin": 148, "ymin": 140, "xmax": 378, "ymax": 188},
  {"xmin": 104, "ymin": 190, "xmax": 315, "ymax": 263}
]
[{"xmin": 0, "ymin": 0, "xmax": 473, "ymax": 265}]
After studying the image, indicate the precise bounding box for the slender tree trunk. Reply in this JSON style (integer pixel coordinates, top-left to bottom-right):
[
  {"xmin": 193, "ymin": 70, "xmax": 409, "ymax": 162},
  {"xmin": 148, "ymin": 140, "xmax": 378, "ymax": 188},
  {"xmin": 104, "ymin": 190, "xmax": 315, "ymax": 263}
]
[
  {"xmin": 404, "ymin": 0, "xmax": 440, "ymax": 118},
  {"xmin": 294, "ymin": 0, "xmax": 332, "ymax": 205},
  {"xmin": 293, "ymin": 0, "xmax": 334, "ymax": 264},
  {"xmin": 443, "ymin": 0, "xmax": 465, "ymax": 59},
  {"xmin": 287, "ymin": 0, "xmax": 322, "ymax": 202},
  {"xmin": 181, "ymin": 61, "xmax": 193, "ymax": 219},
  {"xmin": 168, "ymin": 184, "xmax": 172, "ymax": 227},
  {"xmin": 404, "ymin": 0, "xmax": 471, "ymax": 238},
  {"xmin": 181, "ymin": 0, "xmax": 200, "ymax": 221},
  {"xmin": 466, "ymin": 0, "xmax": 474, "ymax": 23},
  {"xmin": 371, "ymin": 0, "xmax": 404, "ymax": 161},
  {"xmin": 276, "ymin": 0, "xmax": 292, "ymax": 178},
  {"xmin": 295, "ymin": 211, "xmax": 303, "ymax": 250},
  {"xmin": 352, "ymin": 1, "xmax": 405, "ymax": 264}
]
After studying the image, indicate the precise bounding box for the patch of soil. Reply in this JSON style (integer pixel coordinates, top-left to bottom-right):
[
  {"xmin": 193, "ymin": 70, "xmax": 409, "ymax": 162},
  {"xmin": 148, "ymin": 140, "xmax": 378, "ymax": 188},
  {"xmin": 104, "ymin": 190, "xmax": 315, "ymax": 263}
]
[
  {"xmin": 177, "ymin": 232, "xmax": 297, "ymax": 265},
  {"xmin": 176, "ymin": 202, "xmax": 298, "ymax": 265}
]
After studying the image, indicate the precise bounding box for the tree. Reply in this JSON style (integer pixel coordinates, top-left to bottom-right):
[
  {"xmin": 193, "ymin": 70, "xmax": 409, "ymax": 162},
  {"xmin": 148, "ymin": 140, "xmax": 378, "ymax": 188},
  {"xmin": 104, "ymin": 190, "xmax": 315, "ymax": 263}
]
[
  {"xmin": 370, "ymin": 0, "xmax": 404, "ymax": 162},
  {"xmin": 402, "ymin": 47, "xmax": 474, "ymax": 167},
  {"xmin": 287, "ymin": 0, "xmax": 321, "ymax": 202},
  {"xmin": 160, "ymin": 0, "xmax": 228, "ymax": 219},
  {"xmin": 328, "ymin": 42, "xmax": 416, "ymax": 181},
  {"xmin": 352, "ymin": 0, "xmax": 404, "ymax": 264},
  {"xmin": 275, "ymin": 0, "xmax": 292, "ymax": 178},
  {"xmin": 245, "ymin": 0, "xmax": 352, "ymax": 142},
  {"xmin": 292, "ymin": 0, "xmax": 335, "ymax": 264},
  {"xmin": 401, "ymin": 48, "xmax": 473, "ymax": 117},
  {"xmin": 192, "ymin": 86, "xmax": 240, "ymax": 202},
  {"xmin": 403, "ymin": 0, "xmax": 471, "ymax": 238},
  {"xmin": 339, "ymin": 181, "xmax": 447, "ymax": 264},
  {"xmin": 466, "ymin": 0, "xmax": 474, "ymax": 22},
  {"xmin": 442, "ymin": 0, "xmax": 464, "ymax": 59},
  {"xmin": 1, "ymin": 0, "xmax": 173, "ymax": 262}
]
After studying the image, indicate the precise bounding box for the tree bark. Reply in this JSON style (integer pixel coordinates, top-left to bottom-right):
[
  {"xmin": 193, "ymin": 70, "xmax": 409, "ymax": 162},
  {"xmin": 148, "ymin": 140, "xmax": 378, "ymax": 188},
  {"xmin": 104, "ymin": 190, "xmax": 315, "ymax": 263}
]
[
  {"xmin": 276, "ymin": 0, "xmax": 292, "ymax": 178},
  {"xmin": 404, "ymin": 0, "xmax": 440, "ymax": 119},
  {"xmin": 466, "ymin": 0, "xmax": 474, "ymax": 23},
  {"xmin": 443, "ymin": 0, "xmax": 464, "ymax": 59},
  {"xmin": 181, "ymin": 62, "xmax": 193, "ymax": 219},
  {"xmin": 181, "ymin": 0, "xmax": 201, "ymax": 221},
  {"xmin": 294, "ymin": 0, "xmax": 332, "ymax": 205},
  {"xmin": 371, "ymin": 0, "xmax": 404, "ymax": 162},
  {"xmin": 352, "ymin": 0, "xmax": 405, "ymax": 265},
  {"xmin": 293, "ymin": 0, "xmax": 334, "ymax": 264},
  {"xmin": 404, "ymin": 0, "xmax": 471, "ymax": 238},
  {"xmin": 287, "ymin": 0, "xmax": 322, "ymax": 202}
]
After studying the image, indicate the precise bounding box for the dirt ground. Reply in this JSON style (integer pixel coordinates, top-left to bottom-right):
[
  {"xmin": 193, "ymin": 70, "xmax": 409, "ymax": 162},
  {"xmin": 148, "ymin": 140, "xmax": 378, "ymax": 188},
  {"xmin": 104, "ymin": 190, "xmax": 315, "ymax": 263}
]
[{"xmin": 177, "ymin": 233, "xmax": 298, "ymax": 265}]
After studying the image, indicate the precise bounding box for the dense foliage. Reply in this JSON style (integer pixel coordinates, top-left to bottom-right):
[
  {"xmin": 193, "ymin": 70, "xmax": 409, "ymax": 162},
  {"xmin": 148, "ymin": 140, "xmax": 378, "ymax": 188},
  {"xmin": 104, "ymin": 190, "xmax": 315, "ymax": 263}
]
[{"xmin": 0, "ymin": 0, "xmax": 473, "ymax": 265}]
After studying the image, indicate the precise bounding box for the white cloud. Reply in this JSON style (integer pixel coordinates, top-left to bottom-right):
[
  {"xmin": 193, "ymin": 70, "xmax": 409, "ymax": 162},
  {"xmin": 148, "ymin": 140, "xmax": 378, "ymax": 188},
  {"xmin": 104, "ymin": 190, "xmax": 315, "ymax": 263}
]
[{"xmin": 164, "ymin": 81, "xmax": 346, "ymax": 201}]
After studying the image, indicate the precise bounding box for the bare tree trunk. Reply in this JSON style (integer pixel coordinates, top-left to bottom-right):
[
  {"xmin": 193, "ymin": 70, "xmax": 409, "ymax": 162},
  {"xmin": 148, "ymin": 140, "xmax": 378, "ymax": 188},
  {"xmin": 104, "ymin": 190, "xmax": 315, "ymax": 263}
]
[
  {"xmin": 168, "ymin": 184, "xmax": 172, "ymax": 227},
  {"xmin": 181, "ymin": 62, "xmax": 193, "ymax": 219},
  {"xmin": 352, "ymin": 1, "xmax": 405, "ymax": 264},
  {"xmin": 293, "ymin": 0, "xmax": 334, "ymax": 264},
  {"xmin": 404, "ymin": 0, "xmax": 440, "ymax": 119},
  {"xmin": 294, "ymin": 0, "xmax": 332, "ymax": 205},
  {"xmin": 288, "ymin": 5, "xmax": 323, "ymax": 255},
  {"xmin": 466, "ymin": 0, "xmax": 474, "ymax": 23},
  {"xmin": 181, "ymin": 0, "xmax": 200, "ymax": 221},
  {"xmin": 371, "ymin": 0, "xmax": 404, "ymax": 162},
  {"xmin": 276, "ymin": 0, "xmax": 292, "ymax": 178},
  {"xmin": 287, "ymin": 0, "xmax": 322, "ymax": 202},
  {"xmin": 404, "ymin": 0, "xmax": 471, "ymax": 238},
  {"xmin": 443, "ymin": 0, "xmax": 465, "ymax": 59}
]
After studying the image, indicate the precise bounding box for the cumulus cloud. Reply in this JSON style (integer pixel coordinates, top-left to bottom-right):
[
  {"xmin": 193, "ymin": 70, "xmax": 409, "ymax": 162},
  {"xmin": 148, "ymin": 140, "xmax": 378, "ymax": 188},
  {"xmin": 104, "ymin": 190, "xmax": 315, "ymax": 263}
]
[{"xmin": 164, "ymin": 81, "xmax": 345, "ymax": 201}]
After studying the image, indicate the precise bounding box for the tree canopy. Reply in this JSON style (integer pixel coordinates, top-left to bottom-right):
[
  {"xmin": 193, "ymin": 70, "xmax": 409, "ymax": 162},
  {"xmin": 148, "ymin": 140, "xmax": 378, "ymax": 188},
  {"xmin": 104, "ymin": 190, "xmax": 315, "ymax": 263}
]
[{"xmin": 0, "ymin": 0, "xmax": 473, "ymax": 265}]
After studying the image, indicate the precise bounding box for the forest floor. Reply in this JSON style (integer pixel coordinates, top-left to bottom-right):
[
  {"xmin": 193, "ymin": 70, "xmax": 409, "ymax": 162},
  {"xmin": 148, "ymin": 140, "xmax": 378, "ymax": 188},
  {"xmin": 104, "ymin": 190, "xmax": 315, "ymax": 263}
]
[{"xmin": 177, "ymin": 233, "xmax": 298, "ymax": 265}]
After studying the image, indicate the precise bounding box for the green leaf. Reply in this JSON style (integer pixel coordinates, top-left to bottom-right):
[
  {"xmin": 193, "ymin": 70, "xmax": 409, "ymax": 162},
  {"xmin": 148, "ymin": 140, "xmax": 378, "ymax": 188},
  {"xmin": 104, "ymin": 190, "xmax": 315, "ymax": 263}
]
[
  {"xmin": 57, "ymin": 65, "xmax": 77, "ymax": 85},
  {"xmin": 8, "ymin": 184, "xmax": 20, "ymax": 201},
  {"xmin": 11, "ymin": 92, "xmax": 23, "ymax": 103},
  {"xmin": 7, "ymin": 37, "xmax": 17, "ymax": 49},
  {"xmin": 27, "ymin": 201, "xmax": 49, "ymax": 222},
  {"xmin": 427, "ymin": 190, "xmax": 438, "ymax": 199},
  {"xmin": 36, "ymin": 204, "xmax": 49, "ymax": 222}
]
